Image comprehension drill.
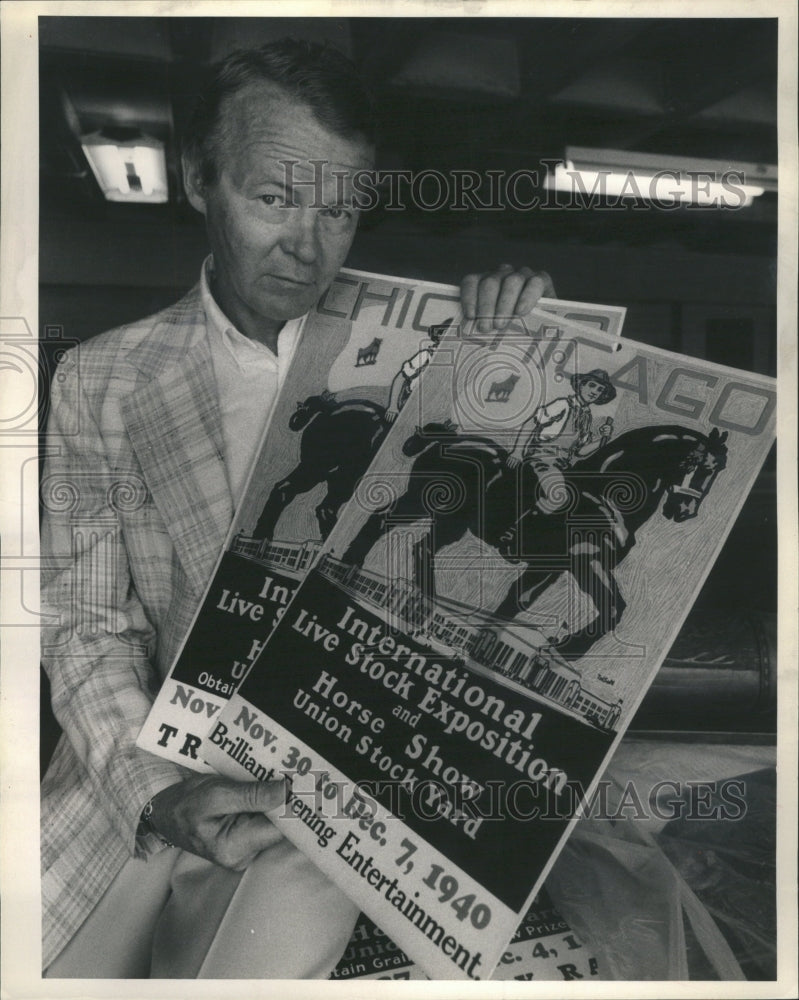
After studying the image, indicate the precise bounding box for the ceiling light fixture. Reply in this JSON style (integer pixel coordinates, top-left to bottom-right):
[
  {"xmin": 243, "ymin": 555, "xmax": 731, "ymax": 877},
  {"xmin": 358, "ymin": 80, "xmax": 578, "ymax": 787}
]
[
  {"xmin": 81, "ymin": 127, "xmax": 168, "ymax": 204},
  {"xmin": 545, "ymin": 146, "xmax": 777, "ymax": 208}
]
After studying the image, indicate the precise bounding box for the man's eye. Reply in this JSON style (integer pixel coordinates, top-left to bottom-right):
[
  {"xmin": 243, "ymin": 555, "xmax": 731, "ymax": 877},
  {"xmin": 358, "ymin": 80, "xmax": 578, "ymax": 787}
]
[
  {"xmin": 260, "ymin": 194, "xmax": 282, "ymax": 206},
  {"xmin": 323, "ymin": 206, "xmax": 352, "ymax": 221}
]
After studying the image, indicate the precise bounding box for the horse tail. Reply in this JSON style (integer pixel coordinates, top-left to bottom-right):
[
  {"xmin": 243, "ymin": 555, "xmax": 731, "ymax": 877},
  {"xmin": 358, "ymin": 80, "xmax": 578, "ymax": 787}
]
[
  {"xmin": 290, "ymin": 394, "xmax": 332, "ymax": 430},
  {"xmin": 399, "ymin": 421, "xmax": 451, "ymax": 455},
  {"xmin": 289, "ymin": 401, "xmax": 315, "ymax": 430},
  {"xmin": 402, "ymin": 428, "xmax": 429, "ymax": 456}
]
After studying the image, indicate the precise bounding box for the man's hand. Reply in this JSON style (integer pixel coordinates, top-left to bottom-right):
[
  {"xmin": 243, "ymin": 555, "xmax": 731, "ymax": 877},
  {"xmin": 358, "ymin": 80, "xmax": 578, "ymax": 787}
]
[
  {"xmin": 461, "ymin": 265, "xmax": 556, "ymax": 334},
  {"xmin": 148, "ymin": 774, "xmax": 288, "ymax": 871}
]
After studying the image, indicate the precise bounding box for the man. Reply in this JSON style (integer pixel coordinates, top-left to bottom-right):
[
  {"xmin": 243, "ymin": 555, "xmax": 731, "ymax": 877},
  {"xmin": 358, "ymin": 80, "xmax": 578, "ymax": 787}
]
[
  {"xmin": 40, "ymin": 39, "xmax": 555, "ymax": 979},
  {"xmin": 506, "ymin": 369, "xmax": 616, "ymax": 514},
  {"xmin": 385, "ymin": 317, "xmax": 454, "ymax": 422}
]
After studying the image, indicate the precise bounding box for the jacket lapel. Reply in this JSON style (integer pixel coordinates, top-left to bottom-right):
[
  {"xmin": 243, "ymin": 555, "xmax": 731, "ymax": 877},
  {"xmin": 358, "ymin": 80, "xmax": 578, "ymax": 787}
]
[{"xmin": 121, "ymin": 292, "xmax": 233, "ymax": 593}]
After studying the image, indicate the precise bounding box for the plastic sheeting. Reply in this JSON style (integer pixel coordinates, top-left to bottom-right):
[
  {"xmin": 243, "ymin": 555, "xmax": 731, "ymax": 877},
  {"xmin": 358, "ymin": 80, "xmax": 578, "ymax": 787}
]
[{"xmin": 545, "ymin": 743, "xmax": 775, "ymax": 980}]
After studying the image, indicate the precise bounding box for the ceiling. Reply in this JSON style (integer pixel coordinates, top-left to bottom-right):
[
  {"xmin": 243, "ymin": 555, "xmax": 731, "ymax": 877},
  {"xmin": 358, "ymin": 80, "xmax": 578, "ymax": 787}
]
[{"xmin": 39, "ymin": 16, "xmax": 778, "ymax": 256}]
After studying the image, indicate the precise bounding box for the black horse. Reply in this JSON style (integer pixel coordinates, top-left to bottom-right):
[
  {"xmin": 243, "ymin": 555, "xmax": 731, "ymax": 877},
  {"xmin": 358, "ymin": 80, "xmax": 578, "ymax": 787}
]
[
  {"xmin": 254, "ymin": 393, "xmax": 389, "ymax": 541},
  {"xmin": 341, "ymin": 422, "xmax": 729, "ymax": 656}
]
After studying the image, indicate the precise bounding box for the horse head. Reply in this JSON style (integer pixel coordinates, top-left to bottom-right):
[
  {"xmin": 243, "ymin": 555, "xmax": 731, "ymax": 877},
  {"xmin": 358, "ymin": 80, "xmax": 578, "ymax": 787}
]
[
  {"xmin": 661, "ymin": 427, "xmax": 729, "ymax": 523},
  {"xmin": 402, "ymin": 420, "xmax": 460, "ymax": 456}
]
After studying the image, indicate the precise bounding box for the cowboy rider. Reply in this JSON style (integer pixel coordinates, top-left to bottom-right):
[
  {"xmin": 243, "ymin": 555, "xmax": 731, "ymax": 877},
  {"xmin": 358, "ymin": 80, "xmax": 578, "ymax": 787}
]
[{"xmin": 506, "ymin": 368, "xmax": 616, "ymax": 514}]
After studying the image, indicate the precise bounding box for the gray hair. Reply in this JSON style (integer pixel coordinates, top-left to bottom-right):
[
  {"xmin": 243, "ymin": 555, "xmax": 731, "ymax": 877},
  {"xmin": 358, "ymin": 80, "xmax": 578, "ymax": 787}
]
[{"xmin": 183, "ymin": 38, "xmax": 376, "ymax": 186}]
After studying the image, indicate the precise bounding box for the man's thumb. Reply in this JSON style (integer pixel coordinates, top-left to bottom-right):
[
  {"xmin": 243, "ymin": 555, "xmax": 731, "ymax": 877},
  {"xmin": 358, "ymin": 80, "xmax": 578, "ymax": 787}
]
[{"xmin": 217, "ymin": 776, "xmax": 288, "ymax": 815}]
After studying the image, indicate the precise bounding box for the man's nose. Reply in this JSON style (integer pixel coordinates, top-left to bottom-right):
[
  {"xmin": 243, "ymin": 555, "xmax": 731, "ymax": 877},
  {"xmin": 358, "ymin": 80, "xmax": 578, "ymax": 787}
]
[{"xmin": 280, "ymin": 208, "xmax": 317, "ymax": 264}]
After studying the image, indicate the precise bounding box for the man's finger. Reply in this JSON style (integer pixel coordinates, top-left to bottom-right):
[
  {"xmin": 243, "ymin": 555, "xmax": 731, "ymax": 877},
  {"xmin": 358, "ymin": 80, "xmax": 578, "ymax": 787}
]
[
  {"xmin": 214, "ymin": 812, "xmax": 284, "ymax": 871},
  {"xmin": 494, "ymin": 272, "xmax": 528, "ymax": 330},
  {"xmin": 513, "ymin": 272, "xmax": 555, "ymax": 316},
  {"xmin": 460, "ymin": 273, "xmax": 481, "ymax": 319},
  {"xmin": 476, "ymin": 274, "xmax": 506, "ymax": 333},
  {"xmin": 210, "ymin": 776, "xmax": 289, "ymax": 817}
]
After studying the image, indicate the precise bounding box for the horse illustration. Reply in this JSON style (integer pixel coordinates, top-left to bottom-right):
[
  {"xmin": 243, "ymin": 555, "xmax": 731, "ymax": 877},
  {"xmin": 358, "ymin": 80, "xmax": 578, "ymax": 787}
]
[
  {"xmin": 356, "ymin": 338, "xmax": 382, "ymax": 366},
  {"xmin": 254, "ymin": 393, "xmax": 389, "ymax": 541},
  {"xmin": 341, "ymin": 423, "xmax": 729, "ymax": 657},
  {"xmin": 486, "ymin": 373, "xmax": 520, "ymax": 402}
]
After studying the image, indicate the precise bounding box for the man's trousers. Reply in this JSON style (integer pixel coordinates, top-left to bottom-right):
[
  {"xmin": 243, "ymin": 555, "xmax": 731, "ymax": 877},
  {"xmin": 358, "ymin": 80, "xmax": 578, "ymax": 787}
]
[{"xmin": 44, "ymin": 838, "xmax": 359, "ymax": 979}]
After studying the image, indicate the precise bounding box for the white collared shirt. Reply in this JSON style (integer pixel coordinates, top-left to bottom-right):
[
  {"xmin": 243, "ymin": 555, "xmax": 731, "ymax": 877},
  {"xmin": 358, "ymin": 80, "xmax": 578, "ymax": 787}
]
[{"xmin": 200, "ymin": 257, "xmax": 303, "ymax": 504}]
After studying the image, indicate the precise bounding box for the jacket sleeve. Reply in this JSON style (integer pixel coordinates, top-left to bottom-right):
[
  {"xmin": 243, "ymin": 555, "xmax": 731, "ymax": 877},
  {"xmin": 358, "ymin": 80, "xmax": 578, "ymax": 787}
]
[{"xmin": 40, "ymin": 350, "xmax": 186, "ymax": 857}]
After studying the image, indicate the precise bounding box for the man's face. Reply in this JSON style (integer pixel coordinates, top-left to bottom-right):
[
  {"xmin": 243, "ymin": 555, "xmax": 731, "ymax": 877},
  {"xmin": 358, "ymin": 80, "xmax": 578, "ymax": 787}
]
[
  {"xmin": 185, "ymin": 82, "xmax": 374, "ymax": 339},
  {"xmin": 578, "ymin": 379, "xmax": 605, "ymax": 404}
]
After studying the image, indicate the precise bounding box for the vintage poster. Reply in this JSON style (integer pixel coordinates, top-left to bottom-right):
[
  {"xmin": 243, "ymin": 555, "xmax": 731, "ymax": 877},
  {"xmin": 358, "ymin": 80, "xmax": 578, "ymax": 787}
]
[
  {"xmin": 329, "ymin": 887, "xmax": 599, "ymax": 982},
  {"xmin": 137, "ymin": 268, "xmax": 625, "ymax": 768},
  {"xmin": 203, "ymin": 312, "xmax": 776, "ymax": 978}
]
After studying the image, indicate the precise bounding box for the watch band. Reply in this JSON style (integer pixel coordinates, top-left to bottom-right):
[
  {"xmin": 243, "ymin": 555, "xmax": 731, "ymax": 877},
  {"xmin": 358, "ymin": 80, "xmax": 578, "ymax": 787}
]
[{"xmin": 140, "ymin": 798, "xmax": 175, "ymax": 848}]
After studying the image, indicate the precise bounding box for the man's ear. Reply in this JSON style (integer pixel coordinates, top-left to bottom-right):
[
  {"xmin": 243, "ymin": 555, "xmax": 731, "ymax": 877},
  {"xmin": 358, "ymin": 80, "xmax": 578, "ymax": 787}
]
[{"xmin": 182, "ymin": 154, "xmax": 208, "ymax": 215}]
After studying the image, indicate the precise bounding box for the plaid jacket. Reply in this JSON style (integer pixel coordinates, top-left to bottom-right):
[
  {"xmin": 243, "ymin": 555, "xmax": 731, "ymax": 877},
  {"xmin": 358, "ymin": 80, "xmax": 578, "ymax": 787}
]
[{"xmin": 40, "ymin": 286, "xmax": 237, "ymax": 967}]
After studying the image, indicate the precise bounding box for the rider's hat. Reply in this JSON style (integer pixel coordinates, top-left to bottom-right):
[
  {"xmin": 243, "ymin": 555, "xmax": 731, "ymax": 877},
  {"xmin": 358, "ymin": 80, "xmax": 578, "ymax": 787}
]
[{"xmin": 570, "ymin": 369, "xmax": 616, "ymax": 404}]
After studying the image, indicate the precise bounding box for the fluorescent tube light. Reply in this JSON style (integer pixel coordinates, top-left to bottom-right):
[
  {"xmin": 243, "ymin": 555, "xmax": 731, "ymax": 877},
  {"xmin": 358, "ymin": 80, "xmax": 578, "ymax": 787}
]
[
  {"xmin": 81, "ymin": 130, "xmax": 168, "ymax": 204},
  {"xmin": 545, "ymin": 147, "xmax": 776, "ymax": 208}
]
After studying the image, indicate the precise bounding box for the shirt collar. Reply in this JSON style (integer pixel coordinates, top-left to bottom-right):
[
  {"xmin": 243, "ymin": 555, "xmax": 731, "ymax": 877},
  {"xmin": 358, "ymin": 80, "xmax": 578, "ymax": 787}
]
[{"xmin": 201, "ymin": 255, "xmax": 239, "ymax": 341}]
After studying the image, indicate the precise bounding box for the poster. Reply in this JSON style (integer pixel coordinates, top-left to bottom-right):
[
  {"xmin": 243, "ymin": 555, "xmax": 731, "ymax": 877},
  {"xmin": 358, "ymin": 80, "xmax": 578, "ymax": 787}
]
[
  {"xmin": 330, "ymin": 888, "xmax": 600, "ymax": 982},
  {"xmin": 204, "ymin": 312, "xmax": 776, "ymax": 977},
  {"xmin": 137, "ymin": 268, "xmax": 626, "ymax": 768}
]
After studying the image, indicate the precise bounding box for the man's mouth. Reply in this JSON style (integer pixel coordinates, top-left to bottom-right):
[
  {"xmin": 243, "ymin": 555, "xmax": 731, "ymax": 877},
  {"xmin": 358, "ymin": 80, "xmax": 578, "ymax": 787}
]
[{"xmin": 267, "ymin": 274, "xmax": 313, "ymax": 287}]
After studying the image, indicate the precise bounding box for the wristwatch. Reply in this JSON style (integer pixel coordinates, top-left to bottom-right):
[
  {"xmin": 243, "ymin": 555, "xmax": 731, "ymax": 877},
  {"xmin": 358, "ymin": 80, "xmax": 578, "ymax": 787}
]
[{"xmin": 139, "ymin": 798, "xmax": 175, "ymax": 848}]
